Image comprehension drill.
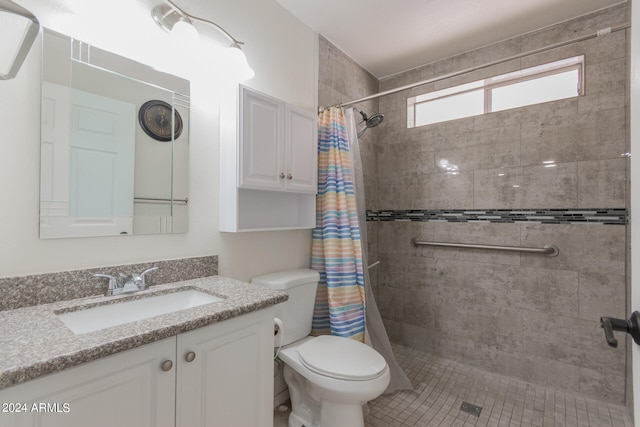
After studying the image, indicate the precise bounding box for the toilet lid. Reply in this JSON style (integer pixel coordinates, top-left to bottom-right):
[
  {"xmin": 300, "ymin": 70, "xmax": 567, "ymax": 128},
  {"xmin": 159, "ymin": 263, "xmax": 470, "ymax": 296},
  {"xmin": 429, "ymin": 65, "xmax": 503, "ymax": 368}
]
[{"xmin": 297, "ymin": 336, "xmax": 387, "ymax": 381}]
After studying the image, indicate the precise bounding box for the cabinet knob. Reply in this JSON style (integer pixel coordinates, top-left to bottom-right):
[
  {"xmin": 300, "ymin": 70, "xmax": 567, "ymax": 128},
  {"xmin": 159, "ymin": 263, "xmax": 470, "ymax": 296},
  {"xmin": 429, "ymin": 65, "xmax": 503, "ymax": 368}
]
[
  {"xmin": 279, "ymin": 172, "xmax": 286, "ymax": 179},
  {"xmin": 287, "ymin": 174, "xmax": 293, "ymax": 180},
  {"xmin": 160, "ymin": 360, "xmax": 173, "ymax": 372},
  {"xmin": 185, "ymin": 351, "xmax": 196, "ymax": 363}
]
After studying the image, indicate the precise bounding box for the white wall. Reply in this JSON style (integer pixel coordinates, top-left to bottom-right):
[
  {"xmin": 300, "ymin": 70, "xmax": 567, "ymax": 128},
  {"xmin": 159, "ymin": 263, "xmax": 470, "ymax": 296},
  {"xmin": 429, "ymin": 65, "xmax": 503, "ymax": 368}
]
[{"xmin": 0, "ymin": 0, "xmax": 318, "ymax": 281}]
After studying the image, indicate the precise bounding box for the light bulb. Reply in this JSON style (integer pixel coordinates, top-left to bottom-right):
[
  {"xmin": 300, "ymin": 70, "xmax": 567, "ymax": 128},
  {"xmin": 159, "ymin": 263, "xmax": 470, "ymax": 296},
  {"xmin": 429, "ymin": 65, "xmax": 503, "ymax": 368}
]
[
  {"xmin": 171, "ymin": 18, "xmax": 199, "ymax": 44},
  {"xmin": 225, "ymin": 44, "xmax": 255, "ymax": 81}
]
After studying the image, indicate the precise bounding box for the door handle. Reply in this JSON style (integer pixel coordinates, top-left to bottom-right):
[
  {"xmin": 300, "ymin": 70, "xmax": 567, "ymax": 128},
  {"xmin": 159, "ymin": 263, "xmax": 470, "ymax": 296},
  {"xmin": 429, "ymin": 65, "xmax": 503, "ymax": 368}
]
[{"xmin": 600, "ymin": 311, "xmax": 640, "ymax": 348}]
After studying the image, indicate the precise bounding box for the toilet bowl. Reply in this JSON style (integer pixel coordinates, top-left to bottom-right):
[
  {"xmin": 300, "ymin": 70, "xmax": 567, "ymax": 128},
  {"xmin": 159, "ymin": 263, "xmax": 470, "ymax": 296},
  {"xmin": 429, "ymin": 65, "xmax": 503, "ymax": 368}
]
[
  {"xmin": 251, "ymin": 269, "xmax": 390, "ymax": 427},
  {"xmin": 280, "ymin": 336, "xmax": 389, "ymax": 427}
]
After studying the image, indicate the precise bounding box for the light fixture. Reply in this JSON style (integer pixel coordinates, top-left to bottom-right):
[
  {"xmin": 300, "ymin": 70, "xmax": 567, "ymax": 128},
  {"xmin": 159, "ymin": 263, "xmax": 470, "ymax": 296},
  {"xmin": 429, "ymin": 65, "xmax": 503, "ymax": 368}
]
[
  {"xmin": 151, "ymin": 0, "xmax": 254, "ymax": 80},
  {"xmin": 0, "ymin": 0, "xmax": 39, "ymax": 80},
  {"xmin": 224, "ymin": 42, "xmax": 255, "ymax": 81},
  {"xmin": 171, "ymin": 17, "xmax": 199, "ymax": 43}
]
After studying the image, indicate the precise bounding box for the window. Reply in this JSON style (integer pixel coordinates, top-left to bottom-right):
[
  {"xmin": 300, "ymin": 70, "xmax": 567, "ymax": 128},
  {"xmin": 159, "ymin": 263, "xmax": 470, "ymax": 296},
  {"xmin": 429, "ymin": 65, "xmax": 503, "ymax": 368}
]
[{"xmin": 407, "ymin": 55, "xmax": 584, "ymax": 128}]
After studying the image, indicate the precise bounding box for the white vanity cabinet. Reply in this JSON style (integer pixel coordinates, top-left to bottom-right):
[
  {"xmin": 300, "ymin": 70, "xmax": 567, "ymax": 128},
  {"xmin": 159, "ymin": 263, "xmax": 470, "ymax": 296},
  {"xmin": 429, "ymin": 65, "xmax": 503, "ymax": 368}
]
[
  {"xmin": 0, "ymin": 308, "xmax": 274, "ymax": 427},
  {"xmin": 220, "ymin": 85, "xmax": 317, "ymax": 232},
  {"xmin": 239, "ymin": 86, "xmax": 317, "ymax": 194},
  {"xmin": 0, "ymin": 338, "xmax": 176, "ymax": 427},
  {"xmin": 176, "ymin": 308, "xmax": 274, "ymax": 427}
]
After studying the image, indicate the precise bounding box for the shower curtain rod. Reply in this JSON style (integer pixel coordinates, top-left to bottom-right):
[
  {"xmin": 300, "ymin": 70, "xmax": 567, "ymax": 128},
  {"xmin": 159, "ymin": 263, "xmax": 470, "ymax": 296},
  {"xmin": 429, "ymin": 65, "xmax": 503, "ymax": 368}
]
[{"xmin": 319, "ymin": 23, "xmax": 630, "ymax": 113}]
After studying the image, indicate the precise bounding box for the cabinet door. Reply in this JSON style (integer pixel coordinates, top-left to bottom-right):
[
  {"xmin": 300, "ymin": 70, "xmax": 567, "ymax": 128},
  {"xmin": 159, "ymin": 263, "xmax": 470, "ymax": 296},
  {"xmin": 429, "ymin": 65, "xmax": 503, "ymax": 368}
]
[
  {"xmin": 285, "ymin": 105, "xmax": 318, "ymax": 193},
  {"xmin": 0, "ymin": 338, "xmax": 176, "ymax": 427},
  {"xmin": 176, "ymin": 308, "xmax": 274, "ymax": 427},
  {"xmin": 239, "ymin": 87, "xmax": 284, "ymax": 191}
]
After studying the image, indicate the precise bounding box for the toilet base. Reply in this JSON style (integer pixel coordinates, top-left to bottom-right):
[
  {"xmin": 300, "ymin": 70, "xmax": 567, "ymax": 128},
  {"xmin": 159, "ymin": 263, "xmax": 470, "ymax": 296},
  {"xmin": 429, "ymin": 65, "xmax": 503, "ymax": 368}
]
[
  {"xmin": 288, "ymin": 412, "xmax": 312, "ymax": 427},
  {"xmin": 319, "ymin": 400, "xmax": 366, "ymax": 427},
  {"xmin": 284, "ymin": 364, "xmax": 319, "ymax": 427},
  {"xmin": 286, "ymin": 398, "xmax": 367, "ymax": 427},
  {"xmin": 283, "ymin": 364, "xmax": 381, "ymax": 427}
]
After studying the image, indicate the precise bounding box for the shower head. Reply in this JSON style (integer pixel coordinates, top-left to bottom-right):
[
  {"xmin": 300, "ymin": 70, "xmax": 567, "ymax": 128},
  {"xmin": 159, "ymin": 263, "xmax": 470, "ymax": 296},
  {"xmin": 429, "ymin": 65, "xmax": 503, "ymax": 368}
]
[
  {"xmin": 366, "ymin": 113, "xmax": 384, "ymax": 128},
  {"xmin": 355, "ymin": 108, "xmax": 384, "ymax": 138}
]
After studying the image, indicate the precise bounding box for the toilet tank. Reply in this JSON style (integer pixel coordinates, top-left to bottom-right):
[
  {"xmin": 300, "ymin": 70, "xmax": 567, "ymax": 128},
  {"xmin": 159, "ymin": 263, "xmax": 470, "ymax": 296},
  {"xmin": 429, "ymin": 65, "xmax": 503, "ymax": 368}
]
[{"xmin": 251, "ymin": 269, "xmax": 320, "ymax": 346}]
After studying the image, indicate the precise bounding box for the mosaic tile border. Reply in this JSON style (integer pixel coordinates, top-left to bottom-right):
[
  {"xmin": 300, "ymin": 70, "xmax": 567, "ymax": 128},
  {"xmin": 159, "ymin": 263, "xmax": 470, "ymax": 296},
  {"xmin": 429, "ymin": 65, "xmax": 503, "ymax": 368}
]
[{"xmin": 366, "ymin": 209, "xmax": 628, "ymax": 225}]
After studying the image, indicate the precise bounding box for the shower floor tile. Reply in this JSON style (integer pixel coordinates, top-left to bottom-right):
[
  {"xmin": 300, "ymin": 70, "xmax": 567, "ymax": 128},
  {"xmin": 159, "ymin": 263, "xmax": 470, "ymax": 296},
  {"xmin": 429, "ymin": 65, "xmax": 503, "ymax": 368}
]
[
  {"xmin": 274, "ymin": 343, "xmax": 633, "ymax": 427},
  {"xmin": 364, "ymin": 344, "xmax": 633, "ymax": 427}
]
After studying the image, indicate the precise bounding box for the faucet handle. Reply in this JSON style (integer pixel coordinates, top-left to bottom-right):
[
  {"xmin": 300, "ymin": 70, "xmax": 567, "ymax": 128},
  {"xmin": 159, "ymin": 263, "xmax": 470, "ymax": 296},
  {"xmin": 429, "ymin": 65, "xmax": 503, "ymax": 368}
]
[
  {"xmin": 94, "ymin": 273, "xmax": 119, "ymax": 283},
  {"xmin": 139, "ymin": 267, "xmax": 159, "ymax": 288},
  {"xmin": 94, "ymin": 273, "xmax": 121, "ymax": 295},
  {"xmin": 141, "ymin": 266, "xmax": 159, "ymax": 276}
]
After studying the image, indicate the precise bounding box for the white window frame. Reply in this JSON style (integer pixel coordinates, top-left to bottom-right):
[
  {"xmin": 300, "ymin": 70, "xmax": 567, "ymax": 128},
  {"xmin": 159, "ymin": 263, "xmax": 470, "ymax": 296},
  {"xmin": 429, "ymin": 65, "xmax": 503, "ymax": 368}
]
[{"xmin": 407, "ymin": 55, "xmax": 584, "ymax": 128}]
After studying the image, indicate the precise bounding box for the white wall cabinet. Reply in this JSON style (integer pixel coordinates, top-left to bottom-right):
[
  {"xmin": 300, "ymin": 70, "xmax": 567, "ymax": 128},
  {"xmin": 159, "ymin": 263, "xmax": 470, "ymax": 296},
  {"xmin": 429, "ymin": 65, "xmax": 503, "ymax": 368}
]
[
  {"xmin": 239, "ymin": 86, "xmax": 317, "ymax": 194},
  {"xmin": 220, "ymin": 85, "xmax": 317, "ymax": 232},
  {"xmin": 0, "ymin": 309, "xmax": 274, "ymax": 427}
]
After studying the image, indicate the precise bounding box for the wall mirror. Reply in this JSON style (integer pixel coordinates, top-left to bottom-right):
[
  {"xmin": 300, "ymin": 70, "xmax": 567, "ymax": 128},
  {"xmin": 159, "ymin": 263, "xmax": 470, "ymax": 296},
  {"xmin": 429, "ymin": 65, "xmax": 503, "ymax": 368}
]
[{"xmin": 39, "ymin": 29, "xmax": 190, "ymax": 239}]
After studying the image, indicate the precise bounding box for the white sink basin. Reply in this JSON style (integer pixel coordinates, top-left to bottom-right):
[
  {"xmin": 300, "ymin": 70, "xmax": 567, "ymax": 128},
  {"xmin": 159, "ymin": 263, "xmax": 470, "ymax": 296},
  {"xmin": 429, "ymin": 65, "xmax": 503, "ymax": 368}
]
[{"xmin": 57, "ymin": 290, "xmax": 222, "ymax": 334}]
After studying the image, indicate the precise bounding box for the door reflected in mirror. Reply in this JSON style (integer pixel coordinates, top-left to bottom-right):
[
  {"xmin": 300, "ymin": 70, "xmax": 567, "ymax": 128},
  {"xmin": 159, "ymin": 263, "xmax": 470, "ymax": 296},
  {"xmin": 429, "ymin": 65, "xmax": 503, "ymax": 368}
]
[{"xmin": 40, "ymin": 29, "xmax": 190, "ymax": 239}]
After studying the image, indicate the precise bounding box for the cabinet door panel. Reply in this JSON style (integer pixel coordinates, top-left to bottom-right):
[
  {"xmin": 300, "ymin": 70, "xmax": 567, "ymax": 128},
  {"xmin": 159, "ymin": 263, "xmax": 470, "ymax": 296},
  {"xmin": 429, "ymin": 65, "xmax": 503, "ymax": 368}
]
[
  {"xmin": 177, "ymin": 309, "xmax": 274, "ymax": 427},
  {"xmin": 240, "ymin": 89, "xmax": 283, "ymax": 190},
  {"xmin": 0, "ymin": 338, "xmax": 176, "ymax": 427},
  {"xmin": 285, "ymin": 106, "xmax": 318, "ymax": 193}
]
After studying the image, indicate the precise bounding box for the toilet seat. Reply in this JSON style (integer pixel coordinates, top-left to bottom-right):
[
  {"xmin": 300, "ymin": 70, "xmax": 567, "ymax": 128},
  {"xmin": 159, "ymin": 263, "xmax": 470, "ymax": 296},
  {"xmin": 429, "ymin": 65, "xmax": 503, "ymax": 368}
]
[{"xmin": 297, "ymin": 335, "xmax": 387, "ymax": 381}]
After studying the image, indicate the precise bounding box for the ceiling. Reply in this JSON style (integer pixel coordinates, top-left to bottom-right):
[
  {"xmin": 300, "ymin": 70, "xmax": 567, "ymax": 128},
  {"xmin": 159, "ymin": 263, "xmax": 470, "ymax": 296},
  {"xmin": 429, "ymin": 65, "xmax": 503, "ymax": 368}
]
[{"xmin": 275, "ymin": 0, "xmax": 626, "ymax": 79}]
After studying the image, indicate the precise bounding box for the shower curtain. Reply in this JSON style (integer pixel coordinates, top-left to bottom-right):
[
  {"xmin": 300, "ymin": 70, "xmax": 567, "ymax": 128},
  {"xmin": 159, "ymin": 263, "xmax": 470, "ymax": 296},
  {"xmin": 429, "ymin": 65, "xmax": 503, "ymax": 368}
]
[
  {"xmin": 311, "ymin": 106, "xmax": 412, "ymax": 393},
  {"xmin": 311, "ymin": 107, "xmax": 366, "ymax": 341}
]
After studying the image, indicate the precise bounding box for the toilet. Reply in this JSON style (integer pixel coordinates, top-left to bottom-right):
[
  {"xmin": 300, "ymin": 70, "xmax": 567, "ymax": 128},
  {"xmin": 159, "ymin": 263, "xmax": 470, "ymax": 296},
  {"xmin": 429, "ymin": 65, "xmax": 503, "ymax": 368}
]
[{"xmin": 251, "ymin": 269, "xmax": 390, "ymax": 427}]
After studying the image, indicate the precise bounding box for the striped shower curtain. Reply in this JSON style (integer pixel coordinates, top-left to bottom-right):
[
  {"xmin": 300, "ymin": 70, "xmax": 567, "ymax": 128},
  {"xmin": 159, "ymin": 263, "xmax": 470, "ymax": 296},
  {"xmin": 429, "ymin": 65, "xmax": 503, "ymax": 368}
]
[{"xmin": 311, "ymin": 107, "xmax": 366, "ymax": 342}]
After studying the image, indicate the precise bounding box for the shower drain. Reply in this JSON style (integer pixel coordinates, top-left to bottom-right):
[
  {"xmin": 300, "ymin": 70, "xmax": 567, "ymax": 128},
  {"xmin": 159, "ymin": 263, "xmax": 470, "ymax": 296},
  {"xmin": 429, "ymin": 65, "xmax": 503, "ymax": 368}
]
[{"xmin": 460, "ymin": 401, "xmax": 483, "ymax": 417}]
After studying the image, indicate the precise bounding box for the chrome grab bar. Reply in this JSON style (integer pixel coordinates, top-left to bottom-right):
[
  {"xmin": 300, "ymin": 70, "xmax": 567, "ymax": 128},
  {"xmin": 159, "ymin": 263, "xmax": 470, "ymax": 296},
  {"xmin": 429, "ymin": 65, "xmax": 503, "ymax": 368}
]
[
  {"xmin": 367, "ymin": 260, "xmax": 381, "ymax": 269},
  {"xmin": 411, "ymin": 239, "xmax": 559, "ymax": 257}
]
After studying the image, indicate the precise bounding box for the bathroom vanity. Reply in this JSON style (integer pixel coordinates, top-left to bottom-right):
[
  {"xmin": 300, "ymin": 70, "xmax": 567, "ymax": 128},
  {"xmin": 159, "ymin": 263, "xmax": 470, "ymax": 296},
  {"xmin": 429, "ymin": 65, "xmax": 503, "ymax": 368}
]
[{"xmin": 0, "ymin": 276, "xmax": 286, "ymax": 427}]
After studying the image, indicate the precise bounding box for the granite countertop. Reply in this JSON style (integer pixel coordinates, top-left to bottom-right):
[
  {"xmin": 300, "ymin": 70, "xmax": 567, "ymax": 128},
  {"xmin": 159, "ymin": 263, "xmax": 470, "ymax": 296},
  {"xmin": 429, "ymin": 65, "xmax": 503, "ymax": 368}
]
[{"xmin": 0, "ymin": 275, "xmax": 288, "ymax": 390}]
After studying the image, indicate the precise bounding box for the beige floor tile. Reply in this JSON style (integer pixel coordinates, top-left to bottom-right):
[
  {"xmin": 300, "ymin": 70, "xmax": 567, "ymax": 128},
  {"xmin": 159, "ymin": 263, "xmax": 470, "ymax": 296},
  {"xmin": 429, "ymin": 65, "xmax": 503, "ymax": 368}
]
[{"xmin": 274, "ymin": 343, "xmax": 632, "ymax": 427}]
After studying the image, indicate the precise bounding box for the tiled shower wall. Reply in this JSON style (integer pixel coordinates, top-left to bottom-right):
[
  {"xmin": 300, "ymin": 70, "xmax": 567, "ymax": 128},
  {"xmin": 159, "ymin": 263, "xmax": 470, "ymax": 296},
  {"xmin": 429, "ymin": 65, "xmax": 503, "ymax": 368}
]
[
  {"xmin": 374, "ymin": 4, "xmax": 629, "ymax": 404},
  {"xmin": 318, "ymin": 3, "xmax": 629, "ymax": 406}
]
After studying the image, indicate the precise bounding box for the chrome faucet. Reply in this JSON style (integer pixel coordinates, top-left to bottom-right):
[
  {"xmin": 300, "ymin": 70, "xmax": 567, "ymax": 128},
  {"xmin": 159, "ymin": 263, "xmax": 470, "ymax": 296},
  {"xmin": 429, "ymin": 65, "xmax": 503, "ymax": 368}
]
[{"xmin": 94, "ymin": 267, "xmax": 159, "ymax": 296}]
